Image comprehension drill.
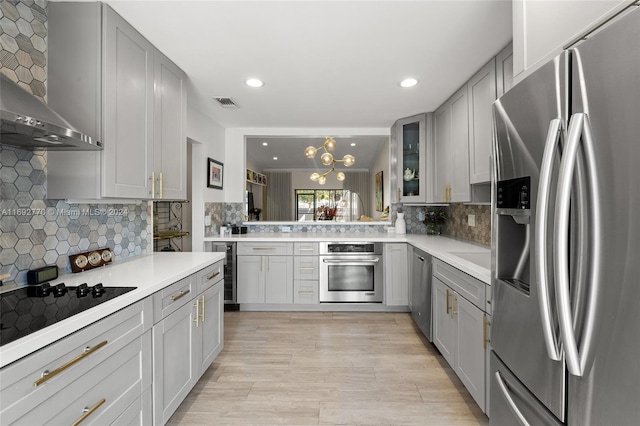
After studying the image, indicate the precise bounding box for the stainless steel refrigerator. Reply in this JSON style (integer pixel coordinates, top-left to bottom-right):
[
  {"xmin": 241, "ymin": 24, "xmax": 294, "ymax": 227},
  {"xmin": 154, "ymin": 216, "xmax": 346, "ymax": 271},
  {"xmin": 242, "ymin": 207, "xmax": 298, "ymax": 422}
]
[{"xmin": 490, "ymin": 5, "xmax": 640, "ymax": 425}]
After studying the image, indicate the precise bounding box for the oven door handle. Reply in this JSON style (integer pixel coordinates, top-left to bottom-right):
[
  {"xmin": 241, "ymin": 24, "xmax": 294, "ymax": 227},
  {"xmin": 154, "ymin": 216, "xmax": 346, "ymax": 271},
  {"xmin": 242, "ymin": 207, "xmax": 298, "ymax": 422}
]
[{"xmin": 322, "ymin": 258, "xmax": 380, "ymax": 264}]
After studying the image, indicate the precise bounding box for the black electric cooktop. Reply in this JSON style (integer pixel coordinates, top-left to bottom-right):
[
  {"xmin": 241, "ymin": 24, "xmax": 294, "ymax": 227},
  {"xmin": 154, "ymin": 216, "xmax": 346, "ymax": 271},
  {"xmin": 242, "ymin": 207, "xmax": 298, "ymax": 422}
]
[{"xmin": 0, "ymin": 283, "xmax": 136, "ymax": 347}]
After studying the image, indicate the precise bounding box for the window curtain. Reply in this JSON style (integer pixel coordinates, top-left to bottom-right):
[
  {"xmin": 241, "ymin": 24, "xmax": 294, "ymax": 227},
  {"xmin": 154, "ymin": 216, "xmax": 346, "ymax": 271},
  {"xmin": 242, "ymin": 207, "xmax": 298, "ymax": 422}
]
[
  {"xmin": 343, "ymin": 172, "xmax": 370, "ymax": 217},
  {"xmin": 265, "ymin": 172, "xmax": 292, "ymax": 221}
]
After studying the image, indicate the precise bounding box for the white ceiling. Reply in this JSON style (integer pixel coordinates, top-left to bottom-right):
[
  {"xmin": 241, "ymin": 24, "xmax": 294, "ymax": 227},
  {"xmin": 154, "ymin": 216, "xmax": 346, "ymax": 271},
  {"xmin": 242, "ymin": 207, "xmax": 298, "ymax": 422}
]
[
  {"xmin": 246, "ymin": 135, "xmax": 388, "ymax": 171},
  {"xmin": 103, "ymin": 0, "xmax": 513, "ymax": 129}
]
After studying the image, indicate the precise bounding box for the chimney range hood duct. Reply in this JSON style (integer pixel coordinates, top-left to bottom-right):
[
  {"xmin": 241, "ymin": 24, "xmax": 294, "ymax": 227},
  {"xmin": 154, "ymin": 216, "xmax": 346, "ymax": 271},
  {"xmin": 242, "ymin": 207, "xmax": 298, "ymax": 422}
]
[{"xmin": 0, "ymin": 73, "xmax": 101, "ymax": 151}]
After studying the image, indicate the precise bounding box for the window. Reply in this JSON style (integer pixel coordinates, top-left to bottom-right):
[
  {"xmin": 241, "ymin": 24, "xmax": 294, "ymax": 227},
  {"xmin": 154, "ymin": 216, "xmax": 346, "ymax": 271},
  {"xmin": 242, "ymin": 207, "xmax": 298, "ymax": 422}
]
[{"xmin": 295, "ymin": 189, "xmax": 344, "ymax": 221}]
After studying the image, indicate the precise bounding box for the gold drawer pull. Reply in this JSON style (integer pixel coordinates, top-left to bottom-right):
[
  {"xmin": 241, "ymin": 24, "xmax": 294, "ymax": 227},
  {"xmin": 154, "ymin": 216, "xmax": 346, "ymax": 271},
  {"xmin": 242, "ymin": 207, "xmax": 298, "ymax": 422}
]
[
  {"xmin": 299, "ymin": 267, "xmax": 315, "ymax": 271},
  {"xmin": 446, "ymin": 289, "xmax": 451, "ymax": 315},
  {"xmin": 206, "ymin": 271, "xmax": 221, "ymax": 281},
  {"xmin": 200, "ymin": 295, "xmax": 206, "ymax": 322},
  {"xmin": 34, "ymin": 341, "xmax": 108, "ymax": 387},
  {"xmin": 171, "ymin": 289, "xmax": 190, "ymax": 302},
  {"xmin": 193, "ymin": 299, "xmax": 200, "ymax": 327},
  {"xmin": 298, "ymin": 291, "xmax": 315, "ymax": 295},
  {"xmin": 299, "ymin": 248, "xmax": 315, "ymax": 251},
  {"xmin": 71, "ymin": 398, "xmax": 106, "ymax": 426},
  {"xmin": 483, "ymin": 314, "xmax": 491, "ymax": 350},
  {"xmin": 252, "ymin": 247, "xmax": 276, "ymax": 250}
]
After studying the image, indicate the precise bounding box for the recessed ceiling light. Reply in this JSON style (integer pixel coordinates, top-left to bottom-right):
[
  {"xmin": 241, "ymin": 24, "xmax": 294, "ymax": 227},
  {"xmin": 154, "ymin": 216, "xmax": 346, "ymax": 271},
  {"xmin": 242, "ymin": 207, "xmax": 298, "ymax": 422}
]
[
  {"xmin": 350, "ymin": 143, "xmax": 357, "ymax": 147},
  {"xmin": 400, "ymin": 78, "xmax": 418, "ymax": 88},
  {"xmin": 262, "ymin": 142, "xmax": 268, "ymax": 146},
  {"xmin": 245, "ymin": 78, "xmax": 264, "ymax": 88},
  {"xmin": 273, "ymin": 157, "xmax": 278, "ymax": 160}
]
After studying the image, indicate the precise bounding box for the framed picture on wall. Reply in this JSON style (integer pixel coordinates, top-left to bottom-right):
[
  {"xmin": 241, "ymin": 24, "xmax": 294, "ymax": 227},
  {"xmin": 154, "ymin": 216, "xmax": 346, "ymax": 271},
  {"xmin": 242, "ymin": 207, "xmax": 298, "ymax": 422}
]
[
  {"xmin": 375, "ymin": 171, "xmax": 383, "ymax": 211},
  {"xmin": 208, "ymin": 158, "xmax": 223, "ymax": 189}
]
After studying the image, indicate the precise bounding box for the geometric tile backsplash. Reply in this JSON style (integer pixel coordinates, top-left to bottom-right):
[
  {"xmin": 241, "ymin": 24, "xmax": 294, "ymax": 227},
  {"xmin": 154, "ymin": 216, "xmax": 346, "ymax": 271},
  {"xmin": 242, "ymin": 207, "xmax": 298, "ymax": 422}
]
[
  {"xmin": 0, "ymin": 1, "xmax": 152, "ymax": 286},
  {"xmin": 1, "ymin": 146, "xmax": 151, "ymax": 285}
]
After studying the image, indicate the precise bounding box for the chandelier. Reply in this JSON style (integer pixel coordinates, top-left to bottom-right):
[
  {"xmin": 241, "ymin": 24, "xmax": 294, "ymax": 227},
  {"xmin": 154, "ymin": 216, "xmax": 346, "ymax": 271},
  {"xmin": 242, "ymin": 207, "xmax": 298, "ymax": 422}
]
[{"xmin": 304, "ymin": 137, "xmax": 355, "ymax": 185}]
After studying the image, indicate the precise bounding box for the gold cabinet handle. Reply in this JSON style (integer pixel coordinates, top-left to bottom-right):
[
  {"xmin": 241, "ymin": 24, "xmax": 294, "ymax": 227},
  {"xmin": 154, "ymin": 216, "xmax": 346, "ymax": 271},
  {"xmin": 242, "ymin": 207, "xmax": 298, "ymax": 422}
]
[
  {"xmin": 446, "ymin": 289, "xmax": 450, "ymax": 315},
  {"xmin": 298, "ymin": 291, "xmax": 315, "ymax": 295},
  {"xmin": 253, "ymin": 247, "xmax": 276, "ymax": 251},
  {"xmin": 200, "ymin": 295, "xmax": 205, "ymax": 322},
  {"xmin": 299, "ymin": 248, "xmax": 315, "ymax": 252},
  {"xmin": 34, "ymin": 341, "xmax": 108, "ymax": 387},
  {"xmin": 206, "ymin": 271, "xmax": 221, "ymax": 281},
  {"xmin": 397, "ymin": 188, "xmax": 401, "ymax": 202},
  {"xmin": 483, "ymin": 314, "xmax": 491, "ymax": 350},
  {"xmin": 159, "ymin": 172, "xmax": 163, "ymax": 198},
  {"xmin": 71, "ymin": 398, "xmax": 106, "ymax": 426},
  {"xmin": 151, "ymin": 172, "xmax": 155, "ymax": 198},
  {"xmin": 171, "ymin": 289, "xmax": 190, "ymax": 302},
  {"xmin": 452, "ymin": 295, "xmax": 458, "ymax": 316},
  {"xmin": 298, "ymin": 267, "xmax": 315, "ymax": 271},
  {"xmin": 193, "ymin": 299, "xmax": 200, "ymax": 327}
]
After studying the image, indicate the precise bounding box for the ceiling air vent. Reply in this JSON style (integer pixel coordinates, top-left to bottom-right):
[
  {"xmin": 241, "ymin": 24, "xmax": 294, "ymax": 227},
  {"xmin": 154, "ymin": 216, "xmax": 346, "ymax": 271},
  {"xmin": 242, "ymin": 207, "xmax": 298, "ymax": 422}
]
[{"xmin": 214, "ymin": 97, "xmax": 238, "ymax": 108}]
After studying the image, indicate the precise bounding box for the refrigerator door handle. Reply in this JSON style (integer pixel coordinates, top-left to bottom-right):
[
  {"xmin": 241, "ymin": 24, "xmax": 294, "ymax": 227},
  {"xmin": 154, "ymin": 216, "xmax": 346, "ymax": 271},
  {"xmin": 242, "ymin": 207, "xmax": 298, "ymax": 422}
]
[
  {"xmin": 554, "ymin": 112, "xmax": 601, "ymax": 377},
  {"xmin": 535, "ymin": 118, "xmax": 562, "ymax": 361},
  {"xmin": 495, "ymin": 371, "xmax": 532, "ymax": 426}
]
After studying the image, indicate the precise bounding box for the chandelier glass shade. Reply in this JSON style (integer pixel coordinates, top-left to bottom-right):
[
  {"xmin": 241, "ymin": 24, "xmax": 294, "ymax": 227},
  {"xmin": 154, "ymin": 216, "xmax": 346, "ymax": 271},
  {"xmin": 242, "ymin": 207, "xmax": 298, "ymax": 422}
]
[{"xmin": 305, "ymin": 137, "xmax": 355, "ymax": 185}]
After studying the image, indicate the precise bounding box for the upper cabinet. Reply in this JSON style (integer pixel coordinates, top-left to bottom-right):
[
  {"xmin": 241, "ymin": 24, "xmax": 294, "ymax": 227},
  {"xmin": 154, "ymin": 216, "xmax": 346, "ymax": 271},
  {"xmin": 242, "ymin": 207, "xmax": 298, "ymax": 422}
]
[
  {"xmin": 496, "ymin": 43, "xmax": 513, "ymax": 98},
  {"xmin": 432, "ymin": 43, "xmax": 512, "ymax": 202},
  {"xmin": 468, "ymin": 58, "xmax": 497, "ymax": 185},
  {"xmin": 392, "ymin": 113, "xmax": 434, "ymax": 204},
  {"xmin": 433, "ymin": 85, "xmax": 470, "ymax": 203},
  {"xmin": 47, "ymin": 3, "xmax": 186, "ymax": 200},
  {"xmin": 513, "ymin": 0, "xmax": 632, "ymax": 83}
]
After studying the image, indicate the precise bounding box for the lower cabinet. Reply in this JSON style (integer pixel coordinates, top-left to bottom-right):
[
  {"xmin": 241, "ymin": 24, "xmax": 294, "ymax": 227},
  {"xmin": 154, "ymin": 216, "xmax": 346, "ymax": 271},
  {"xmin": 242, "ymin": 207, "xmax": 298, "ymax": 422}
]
[
  {"xmin": 153, "ymin": 261, "xmax": 224, "ymax": 425},
  {"xmin": 0, "ymin": 300, "xmax": 153, "ymax": 426},
  {"xmin": 384, "ymin": 243, "xmax": 409, "ymax": 306},
  {"xmin": 152, "ymin": 300, "xmax": 197, "ymax": 425},
  {"xmin": 0, "ymin": 261, "xmax": 223, "ymax": 426},
  {"xmin": 293, "ymin": 243, "xmax": 319, "ymax": 304},
  {"xmin": 237, "ymin": 243, "xmax": 294, "ymax": 305},
  {"xmin": 432, "ymin": 261, "xmax": 490, "ymax": 413}
]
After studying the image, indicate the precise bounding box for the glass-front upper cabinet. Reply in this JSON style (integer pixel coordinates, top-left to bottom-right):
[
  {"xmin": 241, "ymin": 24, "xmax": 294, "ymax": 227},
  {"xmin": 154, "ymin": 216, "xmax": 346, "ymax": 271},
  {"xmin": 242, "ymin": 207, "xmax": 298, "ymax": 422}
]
[{"xmin": 394, "ymin": 113, "xmax": 434, "ymax": 204}]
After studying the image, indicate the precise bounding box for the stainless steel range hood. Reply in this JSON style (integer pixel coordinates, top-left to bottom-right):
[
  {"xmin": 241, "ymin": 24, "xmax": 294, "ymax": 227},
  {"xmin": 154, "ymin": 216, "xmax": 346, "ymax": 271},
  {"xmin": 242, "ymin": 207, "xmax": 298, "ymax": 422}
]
[{"xmin": 0, "ymin": 73, "xmax": 101, "ymax": 151}]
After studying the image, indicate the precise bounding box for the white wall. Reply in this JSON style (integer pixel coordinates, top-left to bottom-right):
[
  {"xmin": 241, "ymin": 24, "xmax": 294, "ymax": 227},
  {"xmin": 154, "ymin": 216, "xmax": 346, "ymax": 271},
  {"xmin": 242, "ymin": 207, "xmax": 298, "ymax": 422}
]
[
  {"xmin": 188, "ymin": 105, "xmax": 225, "ymax": 251},
  {"xmin": 225, "ymin": 127, "xmax": 390, "ymax": 203},
  {"xmin": 368, "ymin": 138, "xmax": 390, "ymax": 219}
]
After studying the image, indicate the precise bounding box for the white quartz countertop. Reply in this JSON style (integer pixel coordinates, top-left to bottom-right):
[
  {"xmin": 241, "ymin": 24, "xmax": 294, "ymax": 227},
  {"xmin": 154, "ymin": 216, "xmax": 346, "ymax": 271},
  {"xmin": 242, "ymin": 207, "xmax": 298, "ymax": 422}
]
[
  {"xmin": 0, "ymin": 252, "xmax": 224, "ymax": 368},
  {"xmin": 205, "ymin": 233, "xmax": 491, "ymax": 284}
]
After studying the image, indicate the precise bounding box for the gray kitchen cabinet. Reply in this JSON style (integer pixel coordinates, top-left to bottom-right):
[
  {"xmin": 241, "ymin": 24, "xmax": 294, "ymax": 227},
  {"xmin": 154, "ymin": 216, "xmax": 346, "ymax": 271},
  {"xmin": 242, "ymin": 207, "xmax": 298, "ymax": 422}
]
[
  {"xmin": 496, "ymin": 43, "xmax": 514, "ymax": 98},
  {"xmin": 512, "ymin": 0, "xmax": 631, "ymax": 82},
  {"xmin": 0, "ymin": 299, "xmax": 153, "ymax": 425},
  {"xmin": 152, "ymin": 262, "xmax": 224, "ymax": 425},
  {"xmin": 433, "ymin": 86, "xmax": 471, "ymax": 202},
  {"xmin": 432, "ymin": 277, "xmax": 457, "ymax": 367},
  {"xmin": 152, "ymin": 298, "xmax": 197, "ymax": 425},
  {"xmin": 237, "ymin": 243, "xmax": 294, "ymax": 305},
  {"xmin": 194, "ymin": 275, "xmax": 224, "ymax": 380},
  {"xmin": 392, "ymin": 113, "xmax": 434, "ymax": 204},
  {"xmin": 294, "ymin": 243, "xmax": 319, "ymax": 304},
  {"xmin": 46, "ymin": 2, "xmax": 186, "ymax": 200},
  {"xmin": 432, "ymin": 259, "xmax": 490, "ymax": 413},
  {"xmin": 455, "ymin": 294, "xmax": 486, "ymax": 413},
  {"xmin": 384, "ymin": 243, "xmax": 409, "ymax": 306},
  {"xmin": 237, "ymin": 255, "xmax": 265, "ymax": 304},
  {"xmin": 467, "ymin": 58, "xmax": 497, "ymax": 184}
]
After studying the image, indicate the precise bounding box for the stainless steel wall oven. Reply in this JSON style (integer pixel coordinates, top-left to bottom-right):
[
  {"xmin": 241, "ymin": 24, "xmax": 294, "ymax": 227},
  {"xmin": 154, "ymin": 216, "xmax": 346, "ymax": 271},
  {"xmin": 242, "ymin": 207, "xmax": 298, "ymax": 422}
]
[{"xmin": 319, "ymin": 242, "xmax": 383, "ymax": 303}]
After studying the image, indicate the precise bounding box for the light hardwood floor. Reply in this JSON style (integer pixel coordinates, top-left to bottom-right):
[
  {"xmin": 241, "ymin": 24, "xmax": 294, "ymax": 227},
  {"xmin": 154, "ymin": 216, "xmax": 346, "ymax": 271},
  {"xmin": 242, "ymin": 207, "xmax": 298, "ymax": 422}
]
[{"xmin": 168, "ymin": 311, "xmax": 489, "ymax": 425}]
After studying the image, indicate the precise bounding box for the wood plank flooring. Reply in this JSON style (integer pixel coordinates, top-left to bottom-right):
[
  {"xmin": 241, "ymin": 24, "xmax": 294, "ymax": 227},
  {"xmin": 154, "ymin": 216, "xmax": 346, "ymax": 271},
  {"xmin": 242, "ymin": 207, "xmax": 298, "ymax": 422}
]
[{"xmin": 168, "ymin": 312, "xmax": 489, "ymax": 425}]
